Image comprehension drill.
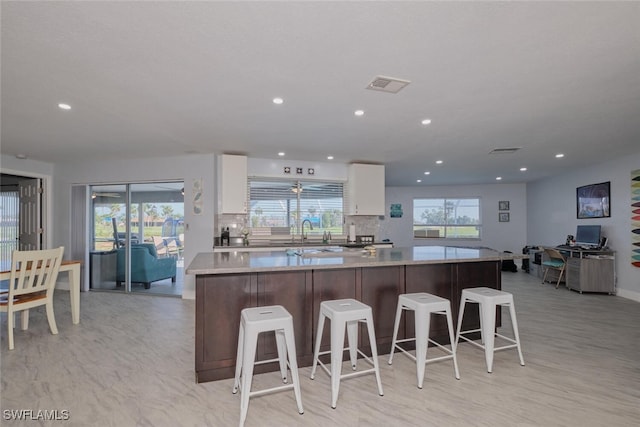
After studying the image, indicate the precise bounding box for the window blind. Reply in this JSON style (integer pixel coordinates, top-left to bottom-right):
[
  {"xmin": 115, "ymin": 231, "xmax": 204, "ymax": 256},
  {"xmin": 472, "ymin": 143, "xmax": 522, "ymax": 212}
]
[{"xmin": 247, "ymin": 179, "xmax": 344, "ymax": 235}]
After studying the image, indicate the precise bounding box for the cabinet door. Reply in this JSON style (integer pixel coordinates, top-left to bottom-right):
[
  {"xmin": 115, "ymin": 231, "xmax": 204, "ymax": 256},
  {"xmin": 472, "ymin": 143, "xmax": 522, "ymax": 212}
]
[
  {"xmin": 405, "ymin": 264, "xmax": 453, "ymax": 340},
  {"xmin": 348, "ymin": 163, "xmax": 385, "ymax": 215},
  {"xmin": 219, "ymin": 154, "xmax": 247, "ymax": 214},
  {"xmin": 360, "ymin": 266, "xmax": 404, "ymax": 353},
  {"xmin": 256, "ymin": 271, "xmax": 313, "ymax": 365},
  {"xmin": 195, "ymin": 273, "xmax": 254, "ymax": 378},
  {"xmin": 312, "ymin": 269, "xmax": 357, "ymax": 355}
]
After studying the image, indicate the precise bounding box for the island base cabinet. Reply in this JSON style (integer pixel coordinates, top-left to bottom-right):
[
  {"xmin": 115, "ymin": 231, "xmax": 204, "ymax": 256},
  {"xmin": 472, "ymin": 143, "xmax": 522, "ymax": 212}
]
[
  {"xmin": 195, "ymin": 274, "xmax": 254, "ymax": 383},
  {"xmin": 195, "ymin": 271, "xmax": 312, "ymax": 383},
  {"xmin": 194, "ymin": 261, "xmax": 501, "ymax": 383}
]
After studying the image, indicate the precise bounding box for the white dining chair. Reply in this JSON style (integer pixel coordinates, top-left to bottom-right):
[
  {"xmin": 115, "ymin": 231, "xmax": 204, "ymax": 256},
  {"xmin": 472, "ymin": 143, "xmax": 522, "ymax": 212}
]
[{"xmin": 0, "ymin": 247, "xmax": 64, "ymax": 350}]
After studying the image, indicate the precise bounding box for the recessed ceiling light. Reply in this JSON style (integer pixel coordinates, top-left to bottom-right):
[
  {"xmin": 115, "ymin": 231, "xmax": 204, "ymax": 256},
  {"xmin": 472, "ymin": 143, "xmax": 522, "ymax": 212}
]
[
  {"xmin": 15, "ymin": 154, "xmax": 27, "ymax": 159},
  {"xmin": 496, "ymin": 176, "xmax": 502, "ymax": 180},
  {"xmin": 421, "ymin": 119, "xmax": 432, "ymax": 125},
  {"xmin": 354, "ymin": 110, "xmax": 364, "ymax": 116},
  {"xmin": 58, "ymin": 103, "xmax": 71, "ymax": 110},
  {"xmin": 416, "ymin": 179, "xmax": 422, "ymax": 183},
  {"xmin": 435, "ymin": 160, "xmax": 443, "ymax": 164},
  {"xmin": 520, "ymin": 167, "xmax": 527, "ymax": 172},
  {"xmin": 327, "ymin": 156, "xmax": 334, "ymax": 160},
  {"xmin": 555, "ymin": 153, "xmax": 565, "ymax": 158},
  {"xmin": 273, "ymin": 97, "xmax": 284, "ymax": 105},
  {"xmin": 424, "ymin": 171, "xmax": 431, "ymax": 175},
  {"xmin": 278, "ymin": 152, "xmax": 285, "ymax": 156}
]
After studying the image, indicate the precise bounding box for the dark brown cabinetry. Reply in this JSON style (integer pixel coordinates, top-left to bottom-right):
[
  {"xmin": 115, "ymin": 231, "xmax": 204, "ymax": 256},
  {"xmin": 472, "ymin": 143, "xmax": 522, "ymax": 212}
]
[{"xmin": 195, "ymin": 261, "xmax": 500, "ymax": 383}]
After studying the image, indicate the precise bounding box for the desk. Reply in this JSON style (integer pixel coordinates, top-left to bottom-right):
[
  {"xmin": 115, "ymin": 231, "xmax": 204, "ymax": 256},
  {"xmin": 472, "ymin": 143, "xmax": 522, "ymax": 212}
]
[
  {"xmin": 554, "ymin": 247, "xmax": 615, "ymax": 294},
  {"xmin": 0, "ymin": 260, "xmax": 81, "ymax": 324}
]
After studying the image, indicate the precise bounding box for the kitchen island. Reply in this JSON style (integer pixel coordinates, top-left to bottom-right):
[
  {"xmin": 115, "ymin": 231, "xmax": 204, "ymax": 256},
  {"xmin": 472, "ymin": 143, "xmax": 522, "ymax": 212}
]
[{"xmin": 187, "ymin": 246, "xmax": 516, "ymax": 383}]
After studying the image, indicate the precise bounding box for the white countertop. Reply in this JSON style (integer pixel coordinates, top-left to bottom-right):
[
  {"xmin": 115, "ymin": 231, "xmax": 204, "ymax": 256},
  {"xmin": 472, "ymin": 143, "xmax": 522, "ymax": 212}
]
[{"xmin": 187, "ymin": 246, "xmax": 521, "ymax": 275}]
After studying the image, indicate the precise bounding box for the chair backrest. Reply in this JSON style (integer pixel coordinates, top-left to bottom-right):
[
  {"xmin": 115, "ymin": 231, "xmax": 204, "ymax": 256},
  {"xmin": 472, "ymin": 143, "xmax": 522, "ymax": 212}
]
[
  {"xmin": 544, "ymin": 248, "xmax": 565, "ymax": 263},
  {"xmin": 8, "ymin": 247, "xmax": 64, "ymax": 301}
]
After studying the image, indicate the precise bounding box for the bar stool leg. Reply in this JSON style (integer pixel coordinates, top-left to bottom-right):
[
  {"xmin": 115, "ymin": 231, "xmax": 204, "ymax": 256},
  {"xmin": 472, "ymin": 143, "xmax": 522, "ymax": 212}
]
[
  {"xmin": 445, "ymin": 306, "xmax": 461, "ymax": 379},
  {"xmin": 415, "ymin": 307, "xmax": 430, "ymax": 389},
  {"xmin": 330, "ymin": 318, "xmax": 346, "ymax": 409},
  {"xmin": 480, "ymin": 302, "xmax": 496, "ymax": 373},
  {"xmin": 388, "ymin": 300, "xmax": 403, "ymax": 365},
  {"xmin": 455, "ymin": 297, "xmax": 466, "ymax": 348},
  {"xmin": 283, "ymin": 324, "xmax": 305, "ymax": 414},
  {"xmin": 346, "ymin": 319, "xmax": 359, "ymax": 370},
  {"xmin": 232, "ymin": 322, "xmax": 245, "ymax": 394},
  {"xmin": 239, "ymin": 331, "xmax": 257, "ymax": 426},
  {"xmin": 275, "ymin": 329, "xmax": 288, "ymax": 383},
  {"xmin": 508, "ymin": 302, "xmax": 525, "ymax": 366},
  {"xmin": 365, "ymin": 312, "xmax": 384, "ymax": 397},
  {"xmin": 310, "ymin": 313, "xmax": 325, "ymax": 380}
]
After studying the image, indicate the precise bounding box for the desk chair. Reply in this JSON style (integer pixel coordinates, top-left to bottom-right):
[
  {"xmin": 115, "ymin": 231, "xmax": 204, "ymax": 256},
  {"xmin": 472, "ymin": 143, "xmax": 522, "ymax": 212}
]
[{"xmin": 542, "ymin": 248, "xmax": 566, "ymax": 289}]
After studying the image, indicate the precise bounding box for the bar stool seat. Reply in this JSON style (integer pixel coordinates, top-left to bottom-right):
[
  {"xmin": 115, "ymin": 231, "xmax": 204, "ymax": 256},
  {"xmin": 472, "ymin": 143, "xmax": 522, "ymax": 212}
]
[
  {"xmin": 388, "ymin": 293, "xmax": 460, "ymax": 388},
  {"xmin": 232, "ymin": 305, "xmax": 304, "ymax": 426},
  {"xmin": 455, "ymin": 287, "xmax": 525, "ymax": 373},
  {"xmin": 310, "ymin": 298, "xmax": 384, "ymax": 409}
]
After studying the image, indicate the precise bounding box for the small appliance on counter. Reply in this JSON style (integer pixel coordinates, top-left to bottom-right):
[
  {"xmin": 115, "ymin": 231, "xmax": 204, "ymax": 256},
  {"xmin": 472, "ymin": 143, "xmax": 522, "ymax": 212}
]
[{"xmin": 220, "ymin": 227, "xmax": 230, "ymax": 246}]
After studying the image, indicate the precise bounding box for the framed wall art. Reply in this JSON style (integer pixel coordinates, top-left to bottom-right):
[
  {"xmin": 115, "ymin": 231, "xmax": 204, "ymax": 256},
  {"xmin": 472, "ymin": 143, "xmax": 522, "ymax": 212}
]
[
  {"xmin": 499, "ymin": 201, "xmax": 510, "ymax": 211},
  {"xmin": 499, "ymin": 212, "xmax": 510, "ymax": 222},
  {"xmin": 577, "ymin": 181, "xmax": 610, "ymax": 219}
]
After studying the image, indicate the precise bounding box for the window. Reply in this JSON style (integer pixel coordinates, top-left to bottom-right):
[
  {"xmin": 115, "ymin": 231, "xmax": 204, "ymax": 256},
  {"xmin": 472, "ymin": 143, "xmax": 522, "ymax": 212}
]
[
  {"xmin": 248, "ymin": 179, "xmax": 344, "ymax": 236},
  {"xmin": 413, "ymin": 198, "xmax": 481, "ymax": 239}
]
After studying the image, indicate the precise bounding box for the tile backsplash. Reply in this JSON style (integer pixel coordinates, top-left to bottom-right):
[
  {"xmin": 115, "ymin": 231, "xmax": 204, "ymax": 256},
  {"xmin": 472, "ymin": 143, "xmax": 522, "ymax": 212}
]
[{"xmin": 215, "ymin": 214, "xmax": 386, "ymax": 242}]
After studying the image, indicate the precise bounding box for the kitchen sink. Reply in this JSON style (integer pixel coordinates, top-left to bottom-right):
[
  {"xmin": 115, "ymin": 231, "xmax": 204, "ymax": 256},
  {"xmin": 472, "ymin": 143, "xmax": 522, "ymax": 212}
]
[{"xmin": 300, "ymin": 248, "xmax": 368, "ymax": 258}]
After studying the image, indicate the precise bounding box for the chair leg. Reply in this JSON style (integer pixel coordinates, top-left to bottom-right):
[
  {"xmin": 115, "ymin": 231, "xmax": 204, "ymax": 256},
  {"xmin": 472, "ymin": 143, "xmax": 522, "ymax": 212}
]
[
  {"xmin": 541, "ymin": 267, "xmax": 549, "ymax": 285},
  {"xmin": 415, "ymin": 308, "xmax": 429, "ymax": 389},
  {"xmin": 330, "ymin": 318, "xmax": 346, "ymax": 409},
  {"xmin": 7, "ymin": 310, "xmax": 15, "ymax": 350},
  {"xmin": 346, "ymin": 319, "xmax": 358, "ymax": 370},
  {"xmin": 444, "ymin": 307, "xmax": 461, "ymax": 380},
  {"xmin": 388, "ymin": 301, "xmax": 403, "ymax": 365},
  {"xmin": 310, "ymin": 313, "xmax": 325, "ymax": 380},
  {"xmin": 508, "ymin": 302, "xmax": 525, "ymax": 367},
  {"xmin": 45, "ymin": 301, "xmax": 58, "ymax": 335},
  {"xmin": 365, "ymin": 313, "xmax": 384, "ymax": 397},
  {"xmin": 20, "ymin": 310, "xmax": 29, "ymax": 330},
  {"xmin": 239, "ymin": 333, "xmax": 257, "ymax": 427},
  {"xmin": 283, "ymin": 325, "xmax": 304, "ymax": 415},
  {"xmin": 275, "ymin": 329, "xmax": 288, "ymax": 383},
  {"xmin": 480, "ymin": 302, "xmax": 496, "ymax": 373},
  {"xmin": 232, "ymin": 322, "xmax": 245, "ymax": 394}
]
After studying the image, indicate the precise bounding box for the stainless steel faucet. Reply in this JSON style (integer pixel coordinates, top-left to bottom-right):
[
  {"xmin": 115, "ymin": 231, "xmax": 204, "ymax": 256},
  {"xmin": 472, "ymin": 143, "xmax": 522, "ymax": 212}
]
[{"xmin": 301, "ymin": 219, "xmax": 313, "ymax": 243}]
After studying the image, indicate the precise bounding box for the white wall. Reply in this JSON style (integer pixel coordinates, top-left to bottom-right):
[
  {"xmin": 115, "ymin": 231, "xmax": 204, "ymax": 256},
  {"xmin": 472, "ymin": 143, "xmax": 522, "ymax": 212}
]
[
  {"xmin": 52, "ymin": 154, "xmax": 216, "ymax": 299},
  {"xmin": 527, "ymin": 151, "xmax": 640, "ymax": 301},
  {"xmin": 382, "ymin": 183, "xmax": 528, "ymax": 255}
]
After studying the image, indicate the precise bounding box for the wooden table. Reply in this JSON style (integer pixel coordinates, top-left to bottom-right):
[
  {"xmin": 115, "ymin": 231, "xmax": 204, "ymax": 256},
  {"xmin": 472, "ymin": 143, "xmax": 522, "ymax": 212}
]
[{"xmin": 0, "ymin": 259, "xmax": 81, "ymax": 324}]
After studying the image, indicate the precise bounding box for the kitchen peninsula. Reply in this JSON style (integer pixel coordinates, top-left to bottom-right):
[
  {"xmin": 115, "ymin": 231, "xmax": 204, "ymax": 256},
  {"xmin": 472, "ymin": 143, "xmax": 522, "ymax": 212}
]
[{"xmin": 187, "ymin": 246, "xmax": 516, "ymax": 383}]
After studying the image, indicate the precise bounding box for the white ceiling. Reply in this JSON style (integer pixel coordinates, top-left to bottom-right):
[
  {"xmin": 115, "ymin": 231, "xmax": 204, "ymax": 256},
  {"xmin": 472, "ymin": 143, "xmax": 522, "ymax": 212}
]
[{"xmin": 2, "ymin": 1, "xmax": 639, "ymax": 186}]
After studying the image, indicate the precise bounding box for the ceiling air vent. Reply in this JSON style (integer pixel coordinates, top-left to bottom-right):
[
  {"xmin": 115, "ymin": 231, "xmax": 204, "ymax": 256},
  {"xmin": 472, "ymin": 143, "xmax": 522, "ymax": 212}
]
[
  {"xmin": 489, "ymin": 147, "xmax": 522, "ymax": 154},
  {"xmin": 366, "ymin": 76, "xmax": 411, "ymax": 94}
]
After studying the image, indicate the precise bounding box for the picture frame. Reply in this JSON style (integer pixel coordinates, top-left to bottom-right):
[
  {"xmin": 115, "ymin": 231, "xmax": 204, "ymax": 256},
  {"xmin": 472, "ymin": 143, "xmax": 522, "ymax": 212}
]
[
  {"xmin": 576, "ymin": 181, "xmax": 610, "ymax": 219},
  {"xmin": 498, "ymin": 200, "xmax": 510, "ymax": 211},
  {"xmin": 499, "ymin": 212, "xmax": 510, "ymax": 222}
]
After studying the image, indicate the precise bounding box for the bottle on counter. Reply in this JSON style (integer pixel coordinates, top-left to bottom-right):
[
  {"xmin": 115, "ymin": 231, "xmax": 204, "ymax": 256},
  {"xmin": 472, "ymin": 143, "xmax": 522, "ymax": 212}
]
[{"xmin": 322, "ymin": 231, "xmax": 328, "ymax": 244}]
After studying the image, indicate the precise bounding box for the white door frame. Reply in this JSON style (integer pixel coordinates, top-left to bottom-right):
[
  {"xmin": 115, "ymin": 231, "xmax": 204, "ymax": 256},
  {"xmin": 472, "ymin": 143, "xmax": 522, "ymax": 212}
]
[{"xmin": 1, "ymin": 168, "xmax": 52, "ymax": 250}]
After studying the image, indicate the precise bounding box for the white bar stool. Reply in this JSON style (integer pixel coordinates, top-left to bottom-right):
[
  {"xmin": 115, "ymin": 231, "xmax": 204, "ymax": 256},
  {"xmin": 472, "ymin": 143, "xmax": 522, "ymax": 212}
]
[
  {"xmin": 310, "ymin": 298, "xmax": 384, "ymax": 409},
  {"xmin": 455, "ymin": 287, "xmax": 525, "ymax": 373},
  {"xmin": 232, "ymin": 305, "xmax": 304, "ymax": 426},
  {"xmin": 388, "ymin": 293, "xmax": 460, "ymax": 388}
]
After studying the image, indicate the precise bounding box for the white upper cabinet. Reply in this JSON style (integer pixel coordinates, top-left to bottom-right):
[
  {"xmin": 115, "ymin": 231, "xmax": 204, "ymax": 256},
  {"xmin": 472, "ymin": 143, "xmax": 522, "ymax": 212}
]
[
  {"xmin": 347, "ymin": 163, "xmax": 385, "ymax": 215},
  {"xmin": 218, "ymin": 154, "xmax": 248, "ymax": 214}
]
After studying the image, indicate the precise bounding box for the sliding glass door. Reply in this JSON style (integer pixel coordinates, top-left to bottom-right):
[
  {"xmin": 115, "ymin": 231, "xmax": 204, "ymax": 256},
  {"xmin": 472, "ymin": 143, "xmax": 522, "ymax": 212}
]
[{"xmin": 89, "ymin": 181, "xmax": 184, "ymax": 296}]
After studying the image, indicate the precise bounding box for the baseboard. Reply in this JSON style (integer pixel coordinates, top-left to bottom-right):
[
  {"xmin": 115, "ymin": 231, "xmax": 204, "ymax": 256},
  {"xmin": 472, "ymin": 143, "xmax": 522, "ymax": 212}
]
[{"xmin": 616, "ymin": 288, "xmax": 640, "ymax": 303}]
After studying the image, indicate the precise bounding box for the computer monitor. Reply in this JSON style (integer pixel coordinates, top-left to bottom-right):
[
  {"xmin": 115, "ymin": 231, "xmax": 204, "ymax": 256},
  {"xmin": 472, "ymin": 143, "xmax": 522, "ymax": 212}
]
[{"xmin": 575, "ymin": 225, "xmax": 601, "ymax": 247}]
